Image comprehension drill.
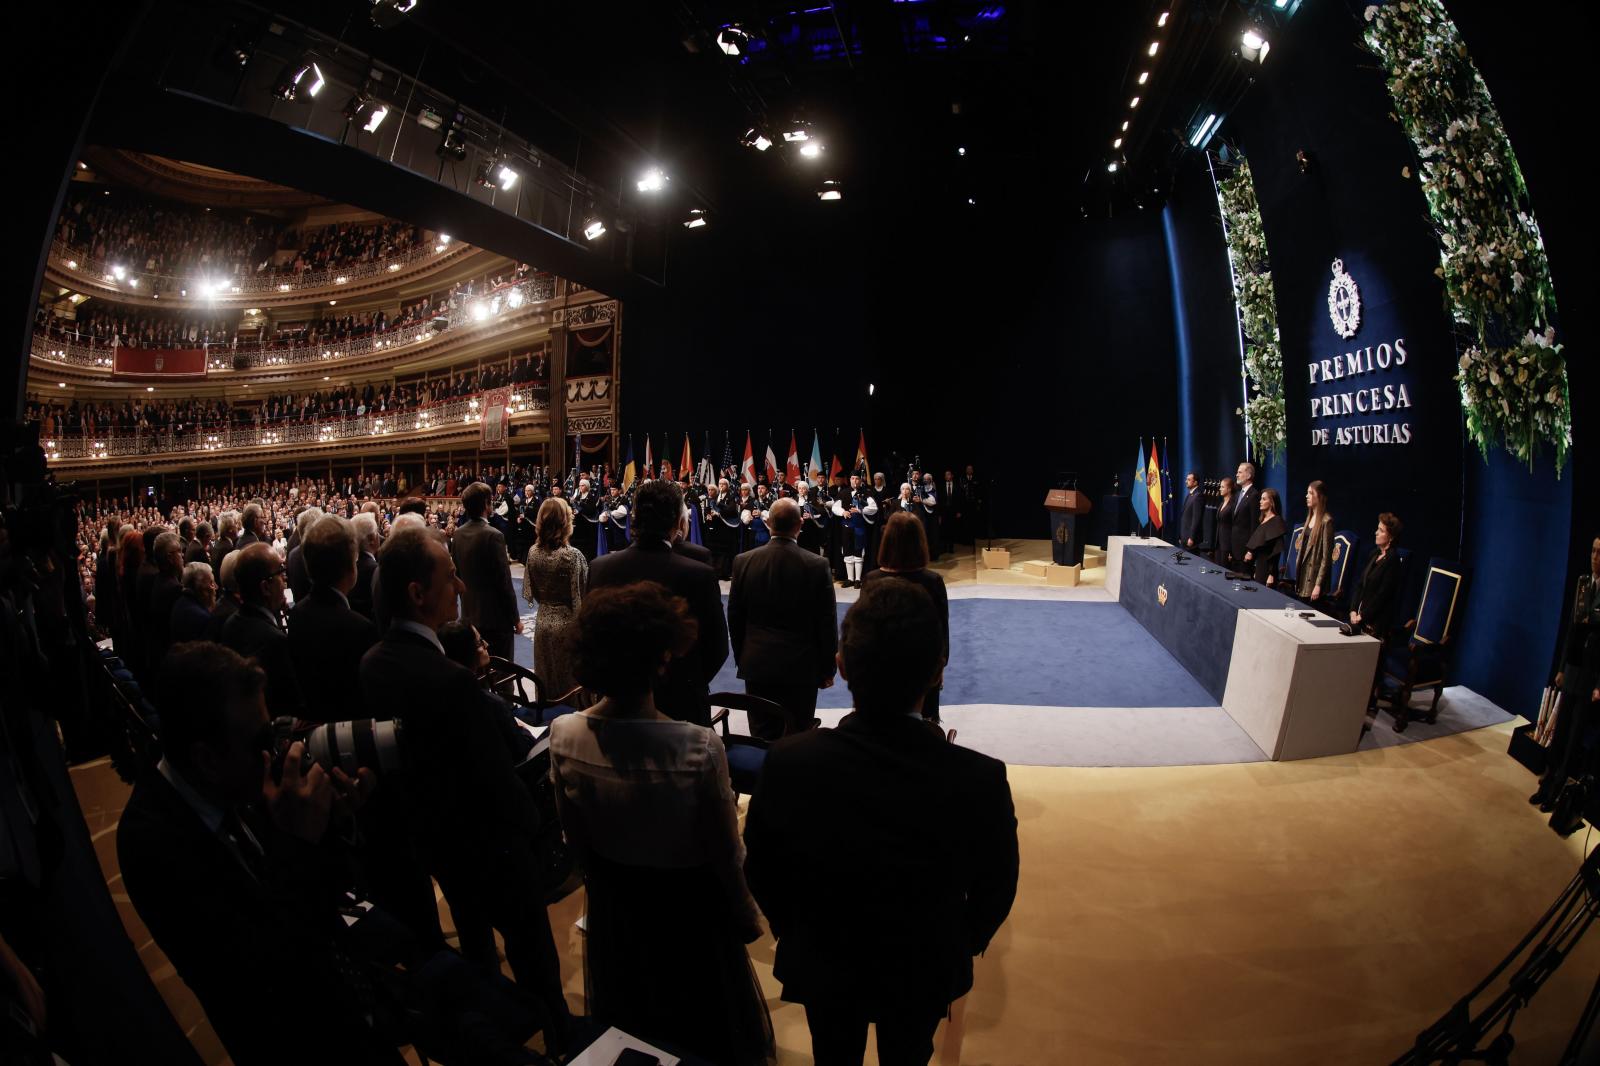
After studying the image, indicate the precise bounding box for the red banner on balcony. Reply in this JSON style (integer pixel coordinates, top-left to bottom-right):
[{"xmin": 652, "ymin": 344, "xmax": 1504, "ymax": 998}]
[
  {"xmin": 111, "ymin": 346, "xmax": 209, "ymax": 380},
  {"xmin": 480, "ymin": 387, "xmax": 511, "ymax": 448}
]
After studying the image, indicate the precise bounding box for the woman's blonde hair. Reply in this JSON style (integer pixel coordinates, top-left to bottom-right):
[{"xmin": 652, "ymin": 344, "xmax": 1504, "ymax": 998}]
[{"xmin": 535, "ymin": 496, "xmax": 573, "ymax": 550}]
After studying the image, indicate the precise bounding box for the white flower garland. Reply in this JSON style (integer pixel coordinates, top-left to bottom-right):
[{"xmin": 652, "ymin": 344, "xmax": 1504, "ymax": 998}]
[{"xmin": 1216, "ymin": 157, "xmax": 1287, "ymax": 463}]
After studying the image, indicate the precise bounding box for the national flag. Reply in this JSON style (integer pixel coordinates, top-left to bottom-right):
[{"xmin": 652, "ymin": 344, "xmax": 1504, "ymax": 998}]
[
  {"xmin": 679, "ymin": 434, "xmax": 692, "ymax": 483},
  {"xmin": 740, "ymin": 431, "xmax": 756, "ymax": 486},
  {"xmin": 622, "ymin": 437, "xmax": 636, "ymax": 489},
  {"xmin": 643, "ymin": 435, "xmax": 653, "ymax": 480},
  {"xmin": 1147, "ymin": 441, "xmax": 1164, "ymax": 530},
  {"xmin": 808, "ymin": 431, "xmax": 824, "ymax": 481},
  {"xmin": 1131, "ymin": 441, "xmax": 1149, "ymax": 528},
  {"xmin": 764, "ymin": 441, "xmax": 780, "ymax": 485},
  {"xmin": 786, "ymin": 432, "xmax": 802, "ymax": 487},
  {"xmin": 830, "ymin": 453, "xmax": 844, "ymax": 485},
  {"xmin": 855, "ymin": 429, "xmax": 869, "ymax": 476},
  {"xmin": 721, "ymin": 433, "xmax": 734, "ymax": 477}
]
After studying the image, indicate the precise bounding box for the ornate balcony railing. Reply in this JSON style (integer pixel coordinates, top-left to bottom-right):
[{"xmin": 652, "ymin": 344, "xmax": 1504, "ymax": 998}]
[
  {"xmin": 42, "ymin": 389, "xmax": 549, "ymax": 463},
  {"xmin": 47, "ymin": 233, "xmax": 466, "ymax": 298},
  {"xmin": 32, "ymin": 273, "xmax": 559, "ymax": 373}
]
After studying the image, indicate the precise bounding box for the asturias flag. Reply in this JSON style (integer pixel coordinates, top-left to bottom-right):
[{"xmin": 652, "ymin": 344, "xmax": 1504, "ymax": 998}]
[
  {"xmin": 740, "ymin": 431, "xmax": 756, "ymax": 486},
  {"xmin": 786, "ymin": 432, "xmax": 802, "ymax": 487},
  {"xmin": 1147, "ymin": 441, "xmax": 1164, "ymax": 530},
  {"xmin": 622, "ymin": 437, "xmax": 636, "ymax": 488},
  {"xmin": 1131, "ymin": 441, "xmax": 1149, "ymax": 528}
]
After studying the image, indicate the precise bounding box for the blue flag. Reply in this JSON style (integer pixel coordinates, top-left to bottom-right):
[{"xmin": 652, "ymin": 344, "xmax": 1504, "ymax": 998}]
[{"xmin": 1131, "ymin": 441, "xmax": 1149, "ymax": 528}]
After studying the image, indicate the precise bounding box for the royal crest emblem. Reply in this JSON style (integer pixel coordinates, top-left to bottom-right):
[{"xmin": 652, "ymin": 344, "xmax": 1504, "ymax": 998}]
[
  {"xmin": 1157, "ymin": 583, "xmax": 1168, "ymax": 607},
  {"xmin": 153, "ymin": 356, "xmax": 165, "ymax": 372},
  {"xmin": 1328, "ymin": 258, "xmax": 1361, "ymax": 339},
  {"xmin": 1332, "ymin": 542, "xmax": 1343, "ymax": 563}
]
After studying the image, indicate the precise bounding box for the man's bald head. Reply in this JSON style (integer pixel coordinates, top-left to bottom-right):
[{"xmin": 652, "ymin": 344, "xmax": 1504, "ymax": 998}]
[{"xmin": 768, "ymin": 497, "xmax": 802, "ymax": 537}]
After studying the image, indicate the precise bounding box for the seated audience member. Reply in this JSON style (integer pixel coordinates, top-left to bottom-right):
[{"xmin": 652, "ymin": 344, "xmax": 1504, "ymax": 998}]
[
  {"xmin": 550, "ymin": 582, "xmax": 772, "ymax": 1063},
  {"xmin": 861, "ymin": 511, "xmax": 949, "ymax": 724},
  {"xmin": 359, "ymin": 527, "xmax": 569, "ymax": 1049},
  {"xmin": 116, "ymin": 643, "xmax": 399, "ymax": 1066},
  {"xmin": 169, "ymin": 561, "xmax": 217, "ymax": 644},
  {"xmin": 145, "ymin": 531, "xmax": 186, "ymax": 669},
  {"xmin": 743, "ymin": 580, "xmax": 1018, "ymax": 1066},
  {"xmin": 220, "ymin": 543, "xmax": 303, "ymax": 717},
  {"xmin": 288, "ymin": 516, "xmax": 379, "ymax": 724},
  {"xmin": 208, "ymin": 549, "xmax": 243, "ymax": 640},
  {"xmin": 1242, "ymin": 488, "xmax": 1287, "ymax": 586},
  {"xmin": 1294, "ymin": 480, "xmax": 1334, "ymax": 606},
  {"xmin": 439, "ymin": 619, "xmax": 536, "ymax": 763}
]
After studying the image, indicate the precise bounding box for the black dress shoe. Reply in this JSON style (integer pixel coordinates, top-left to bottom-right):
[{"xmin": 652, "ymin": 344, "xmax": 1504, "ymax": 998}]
[{"xmin": 1529, "ymin": 788, "xmax": 1549, "ymax": 806}]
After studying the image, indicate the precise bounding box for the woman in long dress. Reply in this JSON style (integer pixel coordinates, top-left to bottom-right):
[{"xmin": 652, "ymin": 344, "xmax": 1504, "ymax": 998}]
[{"xmin": 523, "ymin": 496, "xmax": 587, "ymax": 699}]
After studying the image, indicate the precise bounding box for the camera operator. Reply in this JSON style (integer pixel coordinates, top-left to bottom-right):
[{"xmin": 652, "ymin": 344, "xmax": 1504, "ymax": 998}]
[{"xmin": 360, "ymin": 527, "xmax": 570, "ymax": 1052}]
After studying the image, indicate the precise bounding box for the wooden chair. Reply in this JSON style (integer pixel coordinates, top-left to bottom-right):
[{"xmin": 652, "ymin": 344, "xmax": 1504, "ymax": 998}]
[
  {"xmin": 481, "ymin": 655, "xmax": 586, "ymax": 725},
  {"xmin": 1379, "ymin": 557, "xmax": 1467, "ymax": 731},
  {"xmin": 1326, "ymin": 529, "xmax": 1358, "ymax": 610},
  {"xmin": 708, "ymin": 691, "xmax": 812, "ymax": 798}
]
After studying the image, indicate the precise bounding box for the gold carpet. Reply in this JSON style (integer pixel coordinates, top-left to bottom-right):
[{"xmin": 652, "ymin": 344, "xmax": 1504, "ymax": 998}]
[{"xmin": 73, "ymin": 719, "xmax": 1597, "ymax": 1065}]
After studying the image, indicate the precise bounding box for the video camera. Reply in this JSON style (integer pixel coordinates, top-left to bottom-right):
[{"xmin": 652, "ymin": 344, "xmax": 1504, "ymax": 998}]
[{"xmin": 271, "ymin": 715, "xmax": 406, "ymax": 782}]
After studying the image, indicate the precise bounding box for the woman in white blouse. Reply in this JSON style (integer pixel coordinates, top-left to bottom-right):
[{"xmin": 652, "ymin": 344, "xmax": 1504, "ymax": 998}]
[{"xmin": 549, "ymin": 581, "xmax": 772, "ymax": 1064}]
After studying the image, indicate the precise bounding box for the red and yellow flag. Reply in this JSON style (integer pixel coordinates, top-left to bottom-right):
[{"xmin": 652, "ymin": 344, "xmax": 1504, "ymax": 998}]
[{"xmin": 1147, "ymin": 441, "xmax": 1164, "ymax": 529}]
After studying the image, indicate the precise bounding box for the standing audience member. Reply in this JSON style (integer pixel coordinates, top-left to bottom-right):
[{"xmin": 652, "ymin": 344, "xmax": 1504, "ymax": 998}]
[
  {"xmin": 210, "ymin": 511, "xmax": 239, "ymax": 572},
  {"xmin": 169, "ymin": 561, "xmax": 217, "ymax": 644},
  {"xmin": 522, "ymin": 496, "xmax": 587, "ymax": 700},
  {"xmin": 349, "ymin": 512, "xmax": 380, "ymax": 622},
  {"xmin": 145, "ymin": 531, "xmax": 186, "ymax": 671},
  {"xmin": 185, "ymin": 521, "xmax": 213, "ymax": 566},
  {"xmin": 219, "ymin": 543, "xmax": 302, "ymax": 716},
  {"xmin": 587, "ymin": 480, "xmax": 728, "ymax": 727},
  {"xmin": 288, "ymin": 516, "xmax": 379, "ymax": 723},
  {"xmin": 1242, "ymin": 488, "xmax": 1287, "ymax": 587},
  {"xmin": 860, "ymin": 512, "xmax": 949, "ymax": 724},
  {"xmin": 209, "ymin": 550, "xmax": 243, "ymax": 640},
  {"xmin": 1229, "ymin": 463, "xmax": 1261, "ymax": 572},
  {"xmin": 237, "ymin": 503, "xmax": 263, "ymax": 550},
  {"xmin": 550, "ymin": 582, "xmax": 772, "ymax": 1063},
  {"xmin": 114, "ymin": 528, "xmax": 146, "ymax": 673},
  {"xmin": 1294, "ymin": 480, "xmax": 1334, "ymax": 607},
  {"xmin": 1213, "ymin": 477, "xmax": 1237, "ymax": 569},
  {"xmin": 285, "ymin": 507, "xmax": 323, "ymax": 605},
  {"xmin": 744, "ymin": 580, "xmax": 1018, "ymax": 1066},
  {"xmin": 1531, "ymin": 534, "xmax": 1600, "ymax": 830},
  {"xmin": 728, "ymin": 496, "xmax": 838, "ymax": 739},
  {"xmin": 1180, "ymin": 473, "xmax": 1205, "ymax": 553},
  {"xmin": 451, "ymin": 483, "xmax": 522, "ymax": 660}
]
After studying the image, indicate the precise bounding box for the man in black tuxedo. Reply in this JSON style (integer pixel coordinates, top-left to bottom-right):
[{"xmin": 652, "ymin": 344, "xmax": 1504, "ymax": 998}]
[
  {"xmin": 220, "ymin": 543, "xmax": 303, "ymax": 717},
  {"xmin": 359, "ymin": 527, "xmax": 568, "ymax": 1048},
  {"xmin": 588, "ymin": 479, "xmax": 728, "ymax": 727},
  {"xmin": 744, "ymin": 580, "xmax": 1018, "ymax": 1066},
  {"xmin": 185, "ymin": 521, "xmax": 213, "ymax": 566},
  {"xmin": 450, "ymin": 483, "xmax": 522, "ymax": 660},
  {"xmin": 289, "ymin": 516, "xmax": 380, "ymax": 723},
  {"xmin": 236, "ymin": 503, "xmax": 263, "ymax": 550},
  {"xmin": 1229, "ymin": 461, "xmax": 1262, "ymax": 570},
  {"xmin": 285, "ymin": 507, "xmax": 322, "ymax": 605},
  {"xmin": 116, "ymin": 643, "xmax": 399, "ymax": 1066},
  {"xmin": 349, "ymin": 512, "xmax": 381, "ymax": 622},
  {"xmin": 728, "ymin": 497, "xmax": 838, "ymax": 739},
  {"xmin": 210, "ymin": 511, "xmax": 238, "ymax": 573},
  {"xmin": 1180, "ymin": 472, "xmax": 1205, "ymax": 552},
  {"xmin": 145, "ymin": 532, "xmax": 186, "ymax": 673}
]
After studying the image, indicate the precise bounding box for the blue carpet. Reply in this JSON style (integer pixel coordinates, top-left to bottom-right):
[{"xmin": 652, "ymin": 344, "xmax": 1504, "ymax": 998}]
[{"xmin": 514, "ymin": 575, "xmax": 1213, "ymax": 710}]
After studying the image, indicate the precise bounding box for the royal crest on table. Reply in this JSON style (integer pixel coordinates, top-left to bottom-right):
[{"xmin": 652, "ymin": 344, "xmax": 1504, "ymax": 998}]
[
  {"xmin": 1328, "ymin": 258, "xmax": 1361, "ymax": 339},
  {"xmin": 1157, "ymin": 583, "xmax": 1168, "ymax": 607}
]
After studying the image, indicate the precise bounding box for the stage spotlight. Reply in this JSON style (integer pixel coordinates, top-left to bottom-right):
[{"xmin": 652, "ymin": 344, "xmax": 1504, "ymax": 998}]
[
  {"xmin": 717, "ymin": 26, "xmax": 749, "ymax": 56},
  {"xmin": 740, "ymin": 128, "xmax": 773, "ymax": 151},
  {"xmin": 783, "ymin": 128, "xmax": 810, "ymax": 143},
  {"xmin": 345, "ymin": 90, "xmax": 389, "ymax": 133},
  {"xmin": 215, "ymin": 27, "xmax": 254, "ymax": 71},
  {"xmin": 957, "ymin": 146, "xmax": 967, "ymax": 156},
  {"xmin": 417, "ymin": 107, "xmax": 444, "ymax": 130},
  {"xmin": 1241, "ymin": 25, "xmax": 1271, "ymax": 63},
  {"xmin": 1113, "ymin": 137, "xmax": 1122, "ymax": 149},
  {"xmin": 1189, "ymin": 113, "xmax": 1219, "ymax": 148},
  {"xmin": 1158, "ymin": 11, "xmax": 1169, "ymax": 27},
  {"xmin": 799, "ymin": 142, "xmax": 823, "ymax": 158},
  {"xmin": 683, "ymin": 208, "xmax": 708, "ymax": 229},
  {"xmin": 1130, "ymin": 96, "xmax": 1140, "ymax": 108},
  {"xmin": 636, "ymin": 167, "xmax": 667, "ymax": 192},
  {"xmin": 111, "ymin": 264, "xmax": 126, "ymax": 280},
  {"xmin": 583, "ymin": 218, "xmax": 607, "ymax": 241},
  {"xmin": 272, "ymin": 57, "xmax": 324, "ymax": 102},
  {"xmin": 1148, "ymin": 41, "xmax": 1159, "ymax": 56},
  {"xmin": 1108, "ymin": 162, "xmax": 1119, "ymax": 173},
  {"xmin": 818, "ymin": 180, "xmax": 843, "ymax": 201},
  {"xmin": 507, "ymin": 288, "xmax": 525, "ymax": 308},
  {"xmin": 438, "ymin": 122, "xmax": 468, "ymax": 161},
  {"xmin": 1138, "ymin": 71, "xmax": 1149, "ymax": 85},
  {"xmin": 471, "ymin": 301, "xmax": 490, "ymax": 322},
  {"xmin": 370, "ymin": 0, "xmax": 419, "ymax": 29},
  {"xmin": 477, "ymin": 159, "xmax": 519, "ymax": 190}
]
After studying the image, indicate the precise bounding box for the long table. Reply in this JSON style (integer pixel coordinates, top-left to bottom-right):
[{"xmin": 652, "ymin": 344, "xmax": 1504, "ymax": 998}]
[{"xmin": 1113, "ymin": 543, "xmax": 1380, "ymax": 760}]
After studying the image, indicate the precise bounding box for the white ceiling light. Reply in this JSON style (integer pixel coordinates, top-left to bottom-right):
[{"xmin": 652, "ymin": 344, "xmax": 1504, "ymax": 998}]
[
  {"xmin": 783, "ymin": 128, "xmax": 810, "ymax": 143},
  {"xmin": 741, "ymin": 128, "xmax": 773, "ymax": 151},
  {"xmin": 583, "ymin": 218, "xmax": 607, "ymax": 241},
  {"xmin": 1113, "ymin": 138, "xmax": 1123, "ymax": 149},
  {"xmin": 1138, "ymin": 71, "xmax": 1149, "ymax": 85},
  {"xmin": 683, "ymin": 208, "xmax": 709, "ymax": 228},
  {"xmin": 1130, "ymin": 96, "xmax": 1141, "ymax": 108},
  {"xmin": 818, "ymin": 180, "xmax": 843, "ymax": 201},
  {"xmin": 1148, "ymin": 41, "xmax": 1159, "ymax": 56},
  {"xmin": 636, "ymin": 167, "xmax": 667, "ymax": 192},
  {"xmin": 799, "ymin": 142, "xmax": 823, "ymax": 158},
  {"xmin": 1158, "ymin": 11, "xmax": 1169, "ymax": 27},
  {"xmin": 1108, "ymin": 162, "xmax": 1119, "ymax": 173}
]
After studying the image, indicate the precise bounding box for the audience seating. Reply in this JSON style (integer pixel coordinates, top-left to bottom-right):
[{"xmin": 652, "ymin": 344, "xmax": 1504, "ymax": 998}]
[
  {"xmin": 1379, "ymin": 556, "xmax": 1467, "ymax": 731},
  {"xmin": 1328, "ymin": 529, "xmax": 1358, "ymax": 609},
  {"xmin": 709, "ymin": 691, "xmax": 805, "ymax": 798}
]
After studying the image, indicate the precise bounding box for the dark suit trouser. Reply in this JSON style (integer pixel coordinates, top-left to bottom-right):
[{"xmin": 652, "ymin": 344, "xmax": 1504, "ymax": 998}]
[
  {"xmin": 745, "ymin": 681, "xmax": 821, "ymax": 740},
  {"xmin": 482, "ymin": 629, "xmax": 515, "ymax": 662},
  {"xmin": 804, "ymin": 1002, "xmax": 945, "ymax": 1066}
]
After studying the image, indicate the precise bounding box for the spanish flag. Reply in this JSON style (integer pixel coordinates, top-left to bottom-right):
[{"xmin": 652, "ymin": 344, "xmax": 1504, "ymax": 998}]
[
  {"xmin": 1147, "ymin": 441, "xmax": 1164, "ymax": 530},
  {"xmin": 855, "ymin": 429, "xmax": 870, "ymax": 476},
  {"xmin": 622, "ymin": 437, "xmax": 636, "ymax": 489}
]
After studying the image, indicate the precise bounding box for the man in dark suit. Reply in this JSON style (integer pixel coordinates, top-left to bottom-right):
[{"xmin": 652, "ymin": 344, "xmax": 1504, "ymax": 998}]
[
  {"xmin": 350, "ymin": 511, "xmax": 381, "ymax": 622},
  {"xmin": 450, "ymin": 483, "xmax": 522, "ymax": 661},
  {"xmin": 185, "ymin": 521, "xmax": 213, "ymax": 566},
  {"xmin": 1180, "ymin": 472, "xmax": 1205, "ymax": 552},
  {"xmin": 208, "ymin": 550, "xmax": 243, "ymax": 640},
  {"xmin": 728, "ymin": 497, "xmax": 838, "ymax": 739},
  {"xmin": 210, "ymin": 512, "xmax": 238, "ymax": 573},
  {"xmin": 145, "ymin": 532, "xmax": 186, "ymax": 672},
  {"xmin": 1229, "ymin": 461, "xmax": 1262, "ymax": 570},
  {"xmin": 744, "ymin": 580, "xmax": 1017, "ymax": 1066},
  {"xmin": 285, "ymin": 507, "xmax": 322, "ymax": 605},
  {"xmin": 220, "ymin": 543, "xmax": 303, "ymax": 717},
  {"xmin": 116, "ymin": 643, "xmax": 400, "ymax": 1066},
  {"xmin": 169, "ymin": 561, "xmax": 217, "ymax": 645},
  {"xmin": 289, "ymin": 516, "xmax": 380, "ymax": 723},
  {"xmin": 673, "ymin": 504, "xmax": 713, "ymax": 566},
  {"xmin": 236, "ymin": 503, "xmax": 263, "ymax": 550},
  {"xmin": 588, "ymin": 479, "xmax": 728, "ymax": 727},
  {"xmin": 359, "ymin": 527, "xmax": 568, "ymax": 1048}
]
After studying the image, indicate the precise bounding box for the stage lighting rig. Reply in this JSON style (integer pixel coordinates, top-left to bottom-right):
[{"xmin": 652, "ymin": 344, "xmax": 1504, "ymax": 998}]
[
  {"xmin": 683, "ymin": 208, "xmax": 708, "ymax": 229},
  {"xmin": 344, "ymin": 89, "xmax": 389, "ymax": 133},
  {"xmin": 583, "ymin": 218, "xmax": 607, "ymax": 241},
  {"xmin": 477, "ymin": 159, "xmax": 519, "ymax": 190},
  {"xmin": 636, "ymin": 167, "xmax": 668, "ymax": 193},
  {"xmin": 370, "ymin": 0, "xmax": 419, "ymax": 30},
  {"xmin": 272, "ymin": 56, "xmax": 325, "ymax": 102},
  {"xmin": 1241, "ymin": 21, "xmax": 1271, "ymax": 63},
  {"xmin": 817, "ymin": 180, "xmax": 843, "ymax": 201},
  {"xmin": 740, "ymin": 127, "xmax": 773, "ymax": 152},
  {"xmin": 799, "ymin": 141, "xmax": 823, "ymax": 158},
  {"xmin": 717, "ymin": 26, "xmax": 750, "ymax": 56},
  {"xmin": 438, "ymin": 114, "xmax": 468, "ymax": 161}
]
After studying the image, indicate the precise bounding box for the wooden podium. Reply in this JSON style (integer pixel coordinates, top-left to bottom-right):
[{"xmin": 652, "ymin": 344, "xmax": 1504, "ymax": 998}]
[{"xmin": 1044, "ymin": 489, "xmax": 1093, "ymax": 567}]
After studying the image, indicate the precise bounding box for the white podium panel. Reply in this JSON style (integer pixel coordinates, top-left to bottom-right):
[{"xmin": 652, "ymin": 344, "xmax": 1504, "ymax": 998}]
[{"xmin": 1104, "ymin": 534, "xmax": 1173, "ymax": 601}]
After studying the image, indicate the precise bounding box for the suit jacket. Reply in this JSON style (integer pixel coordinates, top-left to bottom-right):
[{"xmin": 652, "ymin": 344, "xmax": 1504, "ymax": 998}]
[
  {"xmin": 210, "ymin": 535, "xmax": 236, "ymax": 573},
  {"xmin": 588, "ymin": 540, "xmax": 729, "ymax": 725},
  {"xmin": 1180, "ymin": 489, "xmax": 1204, "ymax": 548},
  {"xmin": 289, "ymin": 589, "xmax": 380, "ymax": 723},
  {"xmin": 673, "ymin": 539, "xmax": 713, "ymax": 567},
  {"xmin": 117, "ymin": 770, "xmax": 403, "ymax": 1066},
  {"xmin": 728, "ymin": 536, "xmax": 837, "ymax": 687},
  {"xmin": 208, "ymin": 593, "xmax": 241, "ymax": 641},
  {"xmin": 237, "ymin": 531, "xmax": 260, "ymax": 551},
  {"xmin": 286, "ymin": 544, "xmax": 311, "ymax": 605},
  {"xmin": 169, "ymin": 590, "xmax": 213, "ymax": 645},
  {"xmin": 146, "ymin": 575, "xmax": 184, "ymax": 670},
  {"xmin": 350, "ymin": 550, "xmax": 379, "ymax": 622},
  {"xmin": 359, "ymin": 629, "xmax": 541, "ymax": 869},
  {"xmin": 1350, "ymin": 547, "xmax": 1402, "ymax": 639},
  {"xmin": 450, "ymin": 518, "xmax": 519, "ymax": 636},
  {"xmin": 184, "ymin": 538, "xmax": 210, "ymax": 567},
  {"xmin": 744, "ymin": 713, "xmax": 1017, "ymax": 1011},
  {"xmin": 220, "ymin": 605, "xmax": 303, "ymax": 717},
  {"xmin": 1229, "ymin": 484, "xmax": 1261, "ymax": 568}
]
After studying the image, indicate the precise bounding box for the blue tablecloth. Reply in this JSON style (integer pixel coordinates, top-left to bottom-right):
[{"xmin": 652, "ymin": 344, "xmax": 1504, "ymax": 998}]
[{"xmin": 1118, "ymin": 545, "xmax": 1300, "ymax": 701}]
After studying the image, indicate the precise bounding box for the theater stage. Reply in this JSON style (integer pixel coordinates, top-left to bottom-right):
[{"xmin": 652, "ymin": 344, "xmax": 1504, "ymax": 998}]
[{"xmin": 512, "ymin": 542, "xmax": 1514, "ymax": 767}]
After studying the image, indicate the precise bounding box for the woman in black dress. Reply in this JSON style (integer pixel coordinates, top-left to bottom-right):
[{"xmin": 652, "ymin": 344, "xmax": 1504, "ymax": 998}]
[
  {"xmin": 860, "ymin": 512, "xmax": 949, "ymax": 724},
  {"xmin": 1242, "ymin": 488, "xmax": 1286, "ymax": 586},
  {"xmin": 1214, "ymin": 476, "xmax": 1237, "ymax": 569}
]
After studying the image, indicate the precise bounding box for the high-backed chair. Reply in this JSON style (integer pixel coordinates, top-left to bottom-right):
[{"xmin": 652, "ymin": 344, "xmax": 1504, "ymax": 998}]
[
  {"xmin": 1284, "ymin": 523, "xmax": 1306, "ymax": 586},
  {"xmin": 482, "ymin": 656, "xmax": 584, "ymax": 725},
  {"xmin": 1380, "ymin": 557, "xmax": 1467, "ymax": 731},
  {"xmin": 1327, "ymin": 529, "xmax": 1359, "ymax": 609},
  {"xmin": 708, "ymin": 691, "xmax": 808, "ymax": 798}
]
